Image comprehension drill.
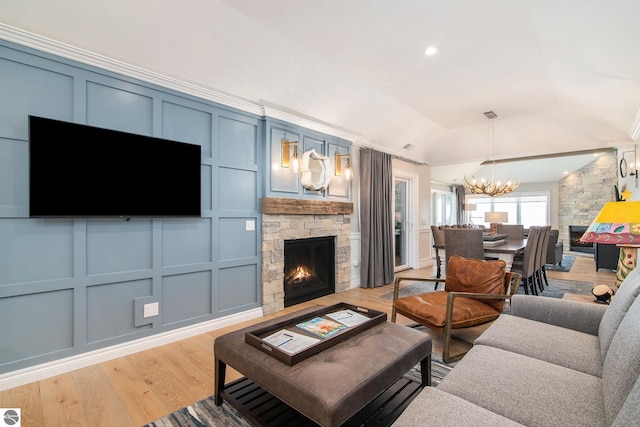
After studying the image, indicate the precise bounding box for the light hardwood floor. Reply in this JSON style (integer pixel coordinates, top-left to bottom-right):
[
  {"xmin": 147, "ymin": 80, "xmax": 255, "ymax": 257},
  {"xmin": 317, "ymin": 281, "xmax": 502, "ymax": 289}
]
[{"xmin": 1, "ymin": 254, "xmax": 615, "ymax": 427}]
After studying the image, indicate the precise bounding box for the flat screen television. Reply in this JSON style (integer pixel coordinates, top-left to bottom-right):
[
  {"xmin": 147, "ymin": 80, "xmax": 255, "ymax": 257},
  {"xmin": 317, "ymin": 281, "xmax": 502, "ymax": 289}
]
[{"xmin": 29, "ymin": 115, "xmax": 201, "ymax": 218}]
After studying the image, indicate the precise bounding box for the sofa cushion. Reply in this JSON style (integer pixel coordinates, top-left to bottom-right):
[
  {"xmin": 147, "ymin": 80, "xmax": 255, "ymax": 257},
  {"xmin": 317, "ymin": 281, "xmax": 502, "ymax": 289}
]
[
  {"xmin": 599, "ymin": 266, "xmax": 640, "ymax": 360},
  {"xmin": 602, "ymin": 295, "xmax": 640, "ymax": 426},
  {"xmin": 510, "ymin": 294, "xmax": 606, "ymax": 335},
  {"xmin": 445, "ymin": 255, "xmax": 506, "ymax": 311},
  {"xmin": 438, "ymin": 345, "xmax": 605, "ymax": 427},
  {"xmin": 393, "ymin": 387, "xmax": 523, "ymax": 426},
  {"xmin": 474, "ymin": 313, "xmax": 602, "ymax": 377}
]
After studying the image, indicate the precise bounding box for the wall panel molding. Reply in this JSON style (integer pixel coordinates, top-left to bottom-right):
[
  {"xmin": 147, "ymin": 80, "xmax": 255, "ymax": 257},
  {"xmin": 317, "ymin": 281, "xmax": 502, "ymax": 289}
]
[
  {"xmin": 0, "ymin": 307, "xmax": 262, "ymax": 392},
  {"xmin": 0, "ymin": 24, "xmax": 361, "ymax": 143}
]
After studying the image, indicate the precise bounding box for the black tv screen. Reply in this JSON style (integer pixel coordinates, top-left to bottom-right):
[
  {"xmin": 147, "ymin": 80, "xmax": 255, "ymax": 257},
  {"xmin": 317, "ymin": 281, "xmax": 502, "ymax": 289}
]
[{"xmin": 29, "ymin": 116, "xmax": 201, "ymax": 218}]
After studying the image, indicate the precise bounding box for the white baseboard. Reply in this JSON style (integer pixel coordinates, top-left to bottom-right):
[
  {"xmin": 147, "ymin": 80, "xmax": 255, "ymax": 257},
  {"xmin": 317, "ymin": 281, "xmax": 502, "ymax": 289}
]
[{"xmin": 0, "ymin": 307, "xmax": 263, "ymax": 392}]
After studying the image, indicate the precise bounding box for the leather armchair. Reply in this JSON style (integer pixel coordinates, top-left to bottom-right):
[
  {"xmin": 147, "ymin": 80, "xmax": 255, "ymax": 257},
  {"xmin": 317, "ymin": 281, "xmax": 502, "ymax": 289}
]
[{"xmin": 392, "ymin": 255, "xmax": 521, "ymax": 363}]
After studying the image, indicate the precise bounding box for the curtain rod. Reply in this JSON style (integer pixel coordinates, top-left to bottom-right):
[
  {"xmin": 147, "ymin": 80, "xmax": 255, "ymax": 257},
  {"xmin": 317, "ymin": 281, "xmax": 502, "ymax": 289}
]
[
  {"xmin": 355, "ymin": 144, "xmax": 428, "ymax": 166},
  {"xmin": 391, "ymin": 155, "xmax": 428, "ymax": 166}
]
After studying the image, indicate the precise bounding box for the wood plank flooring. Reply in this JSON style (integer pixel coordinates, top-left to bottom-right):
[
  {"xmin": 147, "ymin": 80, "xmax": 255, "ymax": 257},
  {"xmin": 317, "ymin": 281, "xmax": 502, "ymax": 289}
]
[{"xmin": 0, "ymin": 254, "xmax": 615, "ymax": 427}]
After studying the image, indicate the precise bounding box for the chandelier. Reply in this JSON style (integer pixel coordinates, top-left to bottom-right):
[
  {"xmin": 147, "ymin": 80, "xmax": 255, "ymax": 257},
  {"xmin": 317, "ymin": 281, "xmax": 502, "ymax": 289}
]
[{"xmin": 464, "ymin": 111, "xmax": 519, "ymax": 197}]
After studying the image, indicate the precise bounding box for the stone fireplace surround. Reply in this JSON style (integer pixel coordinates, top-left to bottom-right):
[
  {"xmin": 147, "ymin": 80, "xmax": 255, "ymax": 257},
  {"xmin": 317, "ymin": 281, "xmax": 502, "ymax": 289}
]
[{"xmin": 261, "ymin": 198, "xmax": 353, "ymax": 315}]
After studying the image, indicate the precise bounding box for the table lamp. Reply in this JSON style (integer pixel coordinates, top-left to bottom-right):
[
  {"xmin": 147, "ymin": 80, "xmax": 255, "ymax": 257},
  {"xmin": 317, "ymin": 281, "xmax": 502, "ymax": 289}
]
[
  {"xmin": 485, "ymin": 212, "xmax": 508, "ymax": 233},
  {"xmin": 580, "ymin": 201, "xmax": 640, "ymax": 290}
]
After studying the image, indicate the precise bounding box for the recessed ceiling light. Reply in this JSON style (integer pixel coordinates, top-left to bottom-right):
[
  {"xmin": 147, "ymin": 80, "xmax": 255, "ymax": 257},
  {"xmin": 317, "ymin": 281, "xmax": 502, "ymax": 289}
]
[
  {"xmin": 563, "ymin": 171, "xmax": 569, "ymax": 175},
  {"xmin": 424, "ymin": 46, "xmax": 438, "ymax": 56}
]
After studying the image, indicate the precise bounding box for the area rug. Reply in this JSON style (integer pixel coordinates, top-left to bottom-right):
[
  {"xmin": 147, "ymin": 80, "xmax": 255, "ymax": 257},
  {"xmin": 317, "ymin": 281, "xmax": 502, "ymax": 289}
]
[
  {"xmin": 545, "ymin": 255, "xmax": 576, "ymax": 272},
  {"xmin": 380, "ymin": 277, "xmax": 593, "ymax": 300},
  {"xmin": 144, "ymin": 356, "xmax": 454, "ymax": 427}
]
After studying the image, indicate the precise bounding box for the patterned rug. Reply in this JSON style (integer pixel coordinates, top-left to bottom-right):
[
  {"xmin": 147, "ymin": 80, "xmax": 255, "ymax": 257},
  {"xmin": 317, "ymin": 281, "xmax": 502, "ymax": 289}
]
[
  {"xmin": 144, "ymin": 356, "xmax": 454, "ymax": 427},
  {"xmin": 545, "ymin": 255, "xmax": 576, "ymax": 272},
  {"xmin": 380, "ymin": 277, "xmax": 593, "ymax": 300}
]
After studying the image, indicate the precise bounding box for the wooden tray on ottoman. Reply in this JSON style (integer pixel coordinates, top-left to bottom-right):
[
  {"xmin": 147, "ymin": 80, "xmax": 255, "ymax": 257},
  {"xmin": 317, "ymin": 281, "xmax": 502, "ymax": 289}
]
[{"xmin": 245, "ymin": 302, "xmax": 386, "ymax": 365}]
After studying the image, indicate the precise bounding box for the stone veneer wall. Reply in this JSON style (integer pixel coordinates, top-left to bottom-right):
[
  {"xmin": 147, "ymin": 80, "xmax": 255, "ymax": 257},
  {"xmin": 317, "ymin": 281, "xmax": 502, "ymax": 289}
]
[
  {"xmin": 558, "ymin": 152, "xmax": 617, "ymax": 245},
  {"xmin": 261, "ymin": 213, "xmax": 351, "ymax": 315}
]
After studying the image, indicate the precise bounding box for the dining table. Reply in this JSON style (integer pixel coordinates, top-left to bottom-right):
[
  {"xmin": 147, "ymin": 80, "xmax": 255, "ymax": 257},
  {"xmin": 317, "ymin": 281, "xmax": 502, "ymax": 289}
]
[{"xmin": 433, "ymin": 238, "xmax": 527, "ymax": 277}]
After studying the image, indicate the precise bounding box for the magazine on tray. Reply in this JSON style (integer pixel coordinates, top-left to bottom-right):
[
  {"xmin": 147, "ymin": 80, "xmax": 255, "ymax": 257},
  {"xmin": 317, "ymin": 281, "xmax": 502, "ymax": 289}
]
[
  {"xmin": 296, "ymin": 317, "xmax": 348, "ymax": 338},
  {"xmin": 326, "ymin": 309, "xmax": 370, "ymax": 327},
  {"xmin": 262, "ymin": 329, "xmax": 320, "ymax": 355}
]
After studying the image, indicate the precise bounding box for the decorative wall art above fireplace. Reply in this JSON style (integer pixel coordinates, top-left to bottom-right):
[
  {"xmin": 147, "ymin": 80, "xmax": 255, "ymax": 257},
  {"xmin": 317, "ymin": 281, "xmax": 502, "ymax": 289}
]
[
  {"xmin": 300, "ymin": 149, "xmax": 332, "ymax": 191},
  {"xmin": 266, "ymin": 118, "xmax": 351, "ymax": 201}
]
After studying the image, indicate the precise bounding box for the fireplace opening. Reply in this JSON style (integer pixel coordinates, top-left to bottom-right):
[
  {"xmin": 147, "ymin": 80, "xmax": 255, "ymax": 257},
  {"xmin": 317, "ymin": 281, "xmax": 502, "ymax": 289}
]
[
  {"xmin": 284, "ymin": 236, "xmax": 335, "ymax": 307},
  {"xmin": 569, "ymin": 225, "xmax": 594, "ymax": 254}
]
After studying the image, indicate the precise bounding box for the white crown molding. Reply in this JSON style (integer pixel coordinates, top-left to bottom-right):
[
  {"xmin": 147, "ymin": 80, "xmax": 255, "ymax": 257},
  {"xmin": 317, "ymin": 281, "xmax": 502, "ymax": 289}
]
[
  {"xmin": 0, "ymin": 307, "xmax": 263, "ymax": 392},
  {"xmin": 261, "ymin": 104, "xmax": 361, "ymax": 143},
  {"xmin": 0, "ymin": 24, "xmax": 263, "ymax": 116},
  {"xmin": 0, "ymin": 24, "xmax": 367, "ymax": 144}
]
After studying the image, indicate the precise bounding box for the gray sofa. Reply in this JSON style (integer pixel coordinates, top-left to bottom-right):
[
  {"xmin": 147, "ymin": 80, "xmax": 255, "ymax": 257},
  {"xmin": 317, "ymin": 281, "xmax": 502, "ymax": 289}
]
[{"xmin": 394, "ymin": 266, "xmax": 640, "ymax": 426}]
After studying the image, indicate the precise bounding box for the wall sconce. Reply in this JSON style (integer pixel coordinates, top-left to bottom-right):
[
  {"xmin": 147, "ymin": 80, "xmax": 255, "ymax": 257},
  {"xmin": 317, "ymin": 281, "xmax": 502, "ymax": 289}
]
[
  {"xmin": 281, "ymin": 139, "xmax": 299, "ymax": 173},
  {"xmin": 335, "ymin": 153, "xmax": 353, "ymax": 181},
  {"xmin": 620, "ymin": 147, "xmax": 638, "ymax": 185}
]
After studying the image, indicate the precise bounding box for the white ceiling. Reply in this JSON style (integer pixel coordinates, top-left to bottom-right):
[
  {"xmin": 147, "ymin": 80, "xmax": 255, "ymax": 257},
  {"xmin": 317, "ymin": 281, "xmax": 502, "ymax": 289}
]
[{"xmin": 3, "ymin": 0, "xmax": 640, "ymax": 184}]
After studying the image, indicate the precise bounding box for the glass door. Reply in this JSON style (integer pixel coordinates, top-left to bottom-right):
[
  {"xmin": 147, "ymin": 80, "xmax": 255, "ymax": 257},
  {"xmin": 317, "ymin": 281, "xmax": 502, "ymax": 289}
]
[{"xmin": 394, "ymin": 178, "xmax": 410, "ymax": 271}]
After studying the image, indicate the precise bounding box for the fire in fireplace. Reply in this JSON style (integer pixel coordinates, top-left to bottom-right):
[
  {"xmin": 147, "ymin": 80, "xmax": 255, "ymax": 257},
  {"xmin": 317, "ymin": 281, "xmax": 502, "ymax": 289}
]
[
  {"xmin": 569, "ymin": 225, "xmax": 594, "ymax": 254},
  {"xmin": 283, "ymin": 236, "xmax": 335, "ymax": 307}
]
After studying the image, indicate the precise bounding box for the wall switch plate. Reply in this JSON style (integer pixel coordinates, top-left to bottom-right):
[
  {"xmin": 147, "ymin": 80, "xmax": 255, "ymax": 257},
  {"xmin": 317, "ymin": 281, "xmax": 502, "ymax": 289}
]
[
  {"xmin": 246, "ymin": 220, "xmax": 255, "ymax": 231},
  {"xmin": 143, "ymin": 302, "xmax": 159, "ymax": 318}
]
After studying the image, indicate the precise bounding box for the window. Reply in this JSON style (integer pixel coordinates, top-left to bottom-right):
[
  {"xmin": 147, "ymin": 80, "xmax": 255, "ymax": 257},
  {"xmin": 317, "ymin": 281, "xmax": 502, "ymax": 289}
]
[
  {"xmin": 432, "ymin": 190, "xmax": 454, "ymax": 225},
  {"xmin": 465, "ymin": 193, "xmax": 549, "ymax": 228}
]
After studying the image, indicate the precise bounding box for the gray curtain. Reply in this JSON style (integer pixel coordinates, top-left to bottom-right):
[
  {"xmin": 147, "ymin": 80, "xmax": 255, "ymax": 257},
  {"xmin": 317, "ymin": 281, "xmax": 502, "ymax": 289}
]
[
  {"xmin": 454, "ymin": 185, "xmax": 465, "ymax": 224},
  {"xmin": 360, "ymin": 148, "xmax": 394, "ymax": 288}
]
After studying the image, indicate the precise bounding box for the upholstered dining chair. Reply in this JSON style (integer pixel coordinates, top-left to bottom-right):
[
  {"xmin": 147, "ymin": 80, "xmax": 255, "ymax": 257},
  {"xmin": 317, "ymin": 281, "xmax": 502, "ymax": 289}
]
[
  {"xmin": 391, "ymin": 255, "xmax": 521, "ymax": 363},
  {"xmin": 496, "ymin": 223, "xmax": 524, "ymax": 240},
  {"xmin": 431, "ymin": 225, "xmax": 446, "ymax": 279},
  {"xmin": 443, "ymin": 228, "xmax": 485, "ymax": 268},
  {"xmin": 534, "ymin": 225, "xmax": 551, "ymax": 292},
  {"xmin": 511, "ymin": 226, "xmax": 541, "ymax": 295}
]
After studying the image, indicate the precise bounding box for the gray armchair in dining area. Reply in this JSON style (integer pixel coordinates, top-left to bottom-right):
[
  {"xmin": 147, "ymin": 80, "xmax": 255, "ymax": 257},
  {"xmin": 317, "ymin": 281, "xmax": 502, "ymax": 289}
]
[{"xmin": 546, "ymin": 229, "xmax": 563, "ymax": 266}]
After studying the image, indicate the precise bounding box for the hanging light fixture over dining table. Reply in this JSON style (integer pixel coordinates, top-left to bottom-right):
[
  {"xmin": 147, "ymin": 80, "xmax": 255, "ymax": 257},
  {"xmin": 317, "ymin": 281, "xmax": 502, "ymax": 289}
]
[{"xmin": 464, "ymin": 111, "xmax": 520, "ymax": 197}]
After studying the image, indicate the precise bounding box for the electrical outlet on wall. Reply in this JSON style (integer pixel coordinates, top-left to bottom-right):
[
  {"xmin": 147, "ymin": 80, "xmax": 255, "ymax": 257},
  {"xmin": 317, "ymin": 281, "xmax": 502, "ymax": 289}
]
[{"xmin": 143, "ymin": 302, "xmax": 159, "ymax": 318}]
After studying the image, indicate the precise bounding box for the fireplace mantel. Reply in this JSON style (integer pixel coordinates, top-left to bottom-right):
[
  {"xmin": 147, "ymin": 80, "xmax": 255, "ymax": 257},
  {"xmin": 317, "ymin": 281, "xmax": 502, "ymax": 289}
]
[{"xmin": 262, "ymin": 197, "xmax": 353, "ymax": 215}]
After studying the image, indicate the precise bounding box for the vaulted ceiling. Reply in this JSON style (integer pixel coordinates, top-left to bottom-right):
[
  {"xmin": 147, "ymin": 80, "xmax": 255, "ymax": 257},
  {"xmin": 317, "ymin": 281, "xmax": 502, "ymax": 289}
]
[{"xmin": 3, "ymin": 0, "xmax": 640, "ymax": 183}]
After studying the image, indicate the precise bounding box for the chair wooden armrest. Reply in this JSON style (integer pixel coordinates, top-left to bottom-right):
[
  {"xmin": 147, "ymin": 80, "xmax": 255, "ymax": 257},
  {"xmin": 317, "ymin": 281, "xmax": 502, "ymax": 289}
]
[{"xmin": 391, "ymin": 276, "xmax": 445, "ymax": 322}]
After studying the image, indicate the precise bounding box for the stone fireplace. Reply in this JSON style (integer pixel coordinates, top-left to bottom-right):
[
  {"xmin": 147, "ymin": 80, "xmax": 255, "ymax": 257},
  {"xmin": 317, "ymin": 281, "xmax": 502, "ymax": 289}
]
[{"xmin": 261, "ymin": 198, "xmax": 353, "ymax": 315}]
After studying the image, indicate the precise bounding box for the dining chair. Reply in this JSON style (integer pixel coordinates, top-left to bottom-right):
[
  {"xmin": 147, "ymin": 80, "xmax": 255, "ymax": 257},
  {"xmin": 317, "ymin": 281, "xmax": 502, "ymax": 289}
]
[
  {"xmin": 496, "ymin": 224, "xmax": 524, "ymax": 240},
  {"xmin": 391, "ymin": 255, "xmax": 521, "ymax": 363},
  {"xmin": 443, "ymin": 228, "xmax": 485, "ymax": 269},
  {"xmin": 534, "ymin": 225, "xmax": 551, "ymax": 292},
  {"xmin": 511, "ymin": 226, "xmax": 541, "ymax": 295},
  {"xmin": 431, "ymin": 225, "xmax": 446, "ymax": 279}
]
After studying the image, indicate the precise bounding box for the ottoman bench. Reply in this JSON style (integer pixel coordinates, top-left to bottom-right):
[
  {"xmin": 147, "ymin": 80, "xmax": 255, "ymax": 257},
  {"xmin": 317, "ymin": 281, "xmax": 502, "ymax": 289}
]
[{"xmin": 214, "ymin": 305, "xmax": 432, "ymax": 427}]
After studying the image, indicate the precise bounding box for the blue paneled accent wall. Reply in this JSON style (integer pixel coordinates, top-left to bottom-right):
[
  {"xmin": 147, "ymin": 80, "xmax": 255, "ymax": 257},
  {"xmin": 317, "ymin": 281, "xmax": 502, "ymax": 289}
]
[{"xmin": 0, "ymin": 40, "xmax": 263, "ymax": 373}]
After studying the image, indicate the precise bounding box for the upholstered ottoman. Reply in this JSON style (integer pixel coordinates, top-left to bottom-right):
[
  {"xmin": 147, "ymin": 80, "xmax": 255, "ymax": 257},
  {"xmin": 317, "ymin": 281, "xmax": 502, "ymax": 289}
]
[{"xmin": 214, "ymin": 305, "xmax": 432, "ymax": 427}]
